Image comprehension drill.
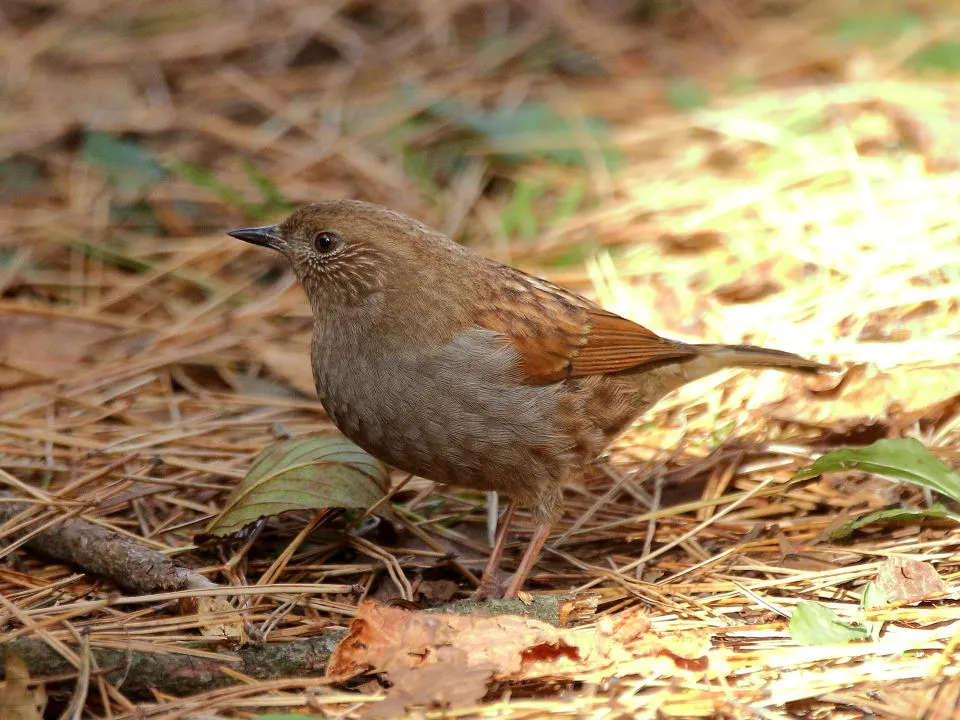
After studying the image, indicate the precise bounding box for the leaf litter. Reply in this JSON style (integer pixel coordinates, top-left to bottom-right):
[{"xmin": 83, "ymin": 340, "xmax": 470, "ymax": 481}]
[{"xmin": 327, "ymin": 601, "xmax": 714, "ymax": 716}]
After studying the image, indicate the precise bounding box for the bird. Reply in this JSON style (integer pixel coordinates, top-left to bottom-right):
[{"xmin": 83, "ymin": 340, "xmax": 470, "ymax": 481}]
[{"xmin": 228, "ymin": 200, "xmax": 833, "ymax": 599}]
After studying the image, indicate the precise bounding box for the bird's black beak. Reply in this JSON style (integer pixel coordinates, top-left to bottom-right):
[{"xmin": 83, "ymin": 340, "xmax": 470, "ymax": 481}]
[{"xmin": 227, "ymin": 224, "xmax": 283, "ymax": 251}]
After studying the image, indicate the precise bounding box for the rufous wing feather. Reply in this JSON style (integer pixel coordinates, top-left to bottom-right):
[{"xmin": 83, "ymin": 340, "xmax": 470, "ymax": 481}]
[
  {"xmin": 570, "ymin": 309, "xmax": 697, "ymax": 377},
  {"xmin": 475, "ymin": 269, "xmax": 697, "ymax": 385}
]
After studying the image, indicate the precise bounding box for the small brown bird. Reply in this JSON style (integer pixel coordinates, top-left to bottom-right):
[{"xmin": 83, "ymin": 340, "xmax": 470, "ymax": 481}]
[{"xmin": 229, "ymin": 201, "xmax": 832, "ymax": 598}]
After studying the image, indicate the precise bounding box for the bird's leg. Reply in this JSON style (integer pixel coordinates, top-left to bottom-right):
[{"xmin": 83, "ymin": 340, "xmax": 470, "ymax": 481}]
[
  {"xmin": 502, "ymin": 520, "xmax": 551, "ymax": 599},
  {"xmin": 471, "ymin": 498, "xmax": 517, "ymax": 600}
]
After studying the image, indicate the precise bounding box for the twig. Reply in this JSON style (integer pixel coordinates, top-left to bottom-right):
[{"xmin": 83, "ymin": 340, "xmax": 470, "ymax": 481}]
[
  {"xmin": 0, "ymin": 635, "xmax": 345, "ymax": 700},
  {"xmin": 0, "ymin": 492, "xmax": 216, "ymax": 595}
]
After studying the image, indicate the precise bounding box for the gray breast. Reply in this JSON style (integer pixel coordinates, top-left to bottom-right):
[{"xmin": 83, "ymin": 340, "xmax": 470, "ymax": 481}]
[{"xmin": 312, "ymin": 326, "xmax": 578, "ymax": 500}]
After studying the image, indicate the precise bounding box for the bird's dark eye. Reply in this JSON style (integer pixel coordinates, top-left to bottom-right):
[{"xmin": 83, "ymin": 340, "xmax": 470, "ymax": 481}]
[{"xmin": 313, "ymin": 230, "xmax": 341, "ymax": 254}]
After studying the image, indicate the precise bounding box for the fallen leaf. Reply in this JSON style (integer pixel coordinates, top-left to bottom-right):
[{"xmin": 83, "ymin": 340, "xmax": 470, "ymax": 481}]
[
  {"xmin": 658, "ymin": 229, "xmax": 724, "ymax": 253},
  {"xmin": 81, "ymin": 133, "xmax": 167, "ymax": 200},
  {"xmin": 876, "ymin": 677, "xmax": 960, "ymax": 720},
  {"xmin": 202, "ymin": 435, "xmax": 390, "ymax": 538},
  {"xmin": 415, "ymin": 579, "xmax": 459, "ymax": 604},
  {"xmin": 253, "ymin": 341, "xmax": 317, "ymax": 397},
  {"xmin": 788, "ymin": 602, "xmax": 869, "ymax": 645},
  {"xmin": 196, "ymin": 596, "xmax": 248, "ymax": 644},
  {"xmin": 794, "ymin": 438, "xmax": 960, "ymax": 502},
  {"xmin": 774, "ymin": 365, "xmax": 960, "ymax": 426},
  {"xmin": 327, "ymin": 601, "xmax": 716, "ymax": 716},
  {"xmin": 861, "ymin": 581, "xmax": 887, "ymax": 642},
  {"xmin": 712, "ymin": 277, "xmax": 781, "ymax": 304},
  {"xmin": 365, "ymin": 652, "xmax": 491, "ymax": 719},
  {"xmin": 230, "ymin": 373, "xmax": 303, "ymax": 400},
  {"xmin": 0, "ymin": 310, "xmax": 121, "ymax": 389},
  {"xmin": 711, "ymin": 258, "xmax": 792, "ymax": 304},
  {"xmin": 43, "ymin": 68, "xmax": 163, "ymax": 135},
  {"xmin": 0, "ymin": 650, "xmax": 46, "ymax": 720},
  {"xmin": 830, "ymin": 504, "xmax": 960, "ymax": 539},
  {"xmin": 325, "ymin": 603, "xmax": 559, "ymax": 682},
  {"xmin": 875, "ymin": 557, "xmax": 947, "ymax": 604},
  {"xmin": 924, "ymin": 674, "xmax": 960, "ymax": 720}
]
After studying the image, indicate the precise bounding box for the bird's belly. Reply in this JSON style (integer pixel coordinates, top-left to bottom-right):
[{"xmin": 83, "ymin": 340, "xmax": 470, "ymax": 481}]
[
  {"xmin": 318, "ymin": 362, "xmax": 563, "ymax": 494},
  {"xmin": 312, "ymin": 328, "xmax": 586, "ymax": 499}
]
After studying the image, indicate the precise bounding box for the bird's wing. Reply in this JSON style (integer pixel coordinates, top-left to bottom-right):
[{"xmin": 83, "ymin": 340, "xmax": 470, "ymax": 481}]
[{"xmin": 475, "ymin": 269, "xmax": 697, "ymax": 385}]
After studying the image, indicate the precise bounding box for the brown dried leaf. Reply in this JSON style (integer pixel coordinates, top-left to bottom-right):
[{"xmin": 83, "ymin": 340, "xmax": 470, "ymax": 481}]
[
  {"xmin": 49, "ymin": 70, "xmax": 149, "ymax": 132},
  {"xmin": 327, "ymin": 601, "xmax": 716, "ymax": 716},
  {"xmin": 771, "ymin": 364, "xmax": 960, "ymax": 425},
  {"xmin": 658, "ymin": 229, "xmax": 724, "ymax": 253},
  {"xmin": 253, "ymin": 340, "xmax": 317, "ymax": 397},
  {"xmin": 875, "ymin": 557, "xmax": 947, "ymax": 605},
  {"xmin": 196, "ymin": 596, "xmax": 248, "ymax": 644},
  {"xmin": 0, "ymin": 311, "xmax": 121, "ymax": 389},
  {"xmin": 0, "ymin": 651, "xmax": 46, "ymax": 720},
  {"xmin": 415, "ymin": 578, "xmax": 459, "ymax": 604},
  {"xmin": 364, "ymin": 650, "xmax": 491, "ymax": 719},
  {"xmin": 712, "ymin": 277, "xmax": 782, "ymax": 304},
  {"xmin": 925, "ymin": 674, "xmax": 960, "ymax": 720}
]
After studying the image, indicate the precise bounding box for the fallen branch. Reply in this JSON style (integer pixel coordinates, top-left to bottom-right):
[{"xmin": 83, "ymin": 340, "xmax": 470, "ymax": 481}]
[
  {"xmin": 431, "ymin": 593, "xmax": 598, "ymax": 627},
  {"xmin": 0, "ymin": 491, "xmax": 215, "ymax": 595},
  {"xmin": 0, "ymin": 634, "xmax": 345, "ymax": 699}
]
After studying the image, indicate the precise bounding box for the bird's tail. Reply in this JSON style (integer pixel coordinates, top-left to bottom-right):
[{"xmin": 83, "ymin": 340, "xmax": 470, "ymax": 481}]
[{"xmin": 693, "ymin": 343, "xmax": 836, "ymax": 375}]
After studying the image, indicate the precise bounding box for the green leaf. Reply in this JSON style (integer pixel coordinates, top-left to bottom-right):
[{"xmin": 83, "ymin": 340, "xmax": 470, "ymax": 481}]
[
  {"xmin": 81, "ymin": 133, "xmax": 166, "ymax": 198},
  {"xmin": 665, "ymin": 78, "xmax": 710, "ymax": 111},
  {"xmin": 861, "ymin": 581, "xmax": 887, "ymax": 642},
  {"xmin": 551, "ymin": 181, "xmax": 587, "ymax": 226},
  {"xmin": 909, "ymin": 41, "xmax": 960, "ymax": 74},
  {"xmin": 241, "ymin": 158, "xmax": 292, "ymax": 215},
  {"xmin": 793, "ymin": 438, "xmax": 960, "ymax": 502},
  {"xmin": 789, "ymin": 601, "xmax": 869, "ymax": 645},
  {"xmin": 168, "ymin": 161, "xmax": 256, "ymax": 218},
  {"xmin": 728, "ymin": 74, "xmax": 760, "ymax": 95},
  {"xmin": 834, "ymin": 12, "xmax": 923, "ymax": 44},
  {"xmin": 501, "ymin": 179, "xmax": 548, "ymax": 239},
  {"xmin": 203, "ymin": 435, "xmax": 390, "ymax": 537},
  {"xmin": 405, "ymin": 86, "xmax": 622, "ymax": 168},
  {"xmin": 830, "ymin": 504, "xmax": 960, "ymax": 539},
  {"xmin": 109, "ymin": 201, "xmax": 160, "ymax": 234},
  {"xmin": 400, "ymin": 148, "xmax": 441, "ymax": 195}
]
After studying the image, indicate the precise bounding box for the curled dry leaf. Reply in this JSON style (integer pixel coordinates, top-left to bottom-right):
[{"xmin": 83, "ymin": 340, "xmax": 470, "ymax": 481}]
[
  {"xmin": 178, "ymin": 596, "xmax": 249, "ymax": 644},
  {"xmin": 875, "ymin": 557, "xmax": 947, "ymax": 605},
  {"xmin": 0, "ymin": 650, "xmax": 47, "ymax": 720},
  {"xmin": 202, "ymin": 435, "xmax": 390, "ymax": 538},
  {"xmin": 326, "ymin": 601, "xmax": 717, "ymax": 716}
]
